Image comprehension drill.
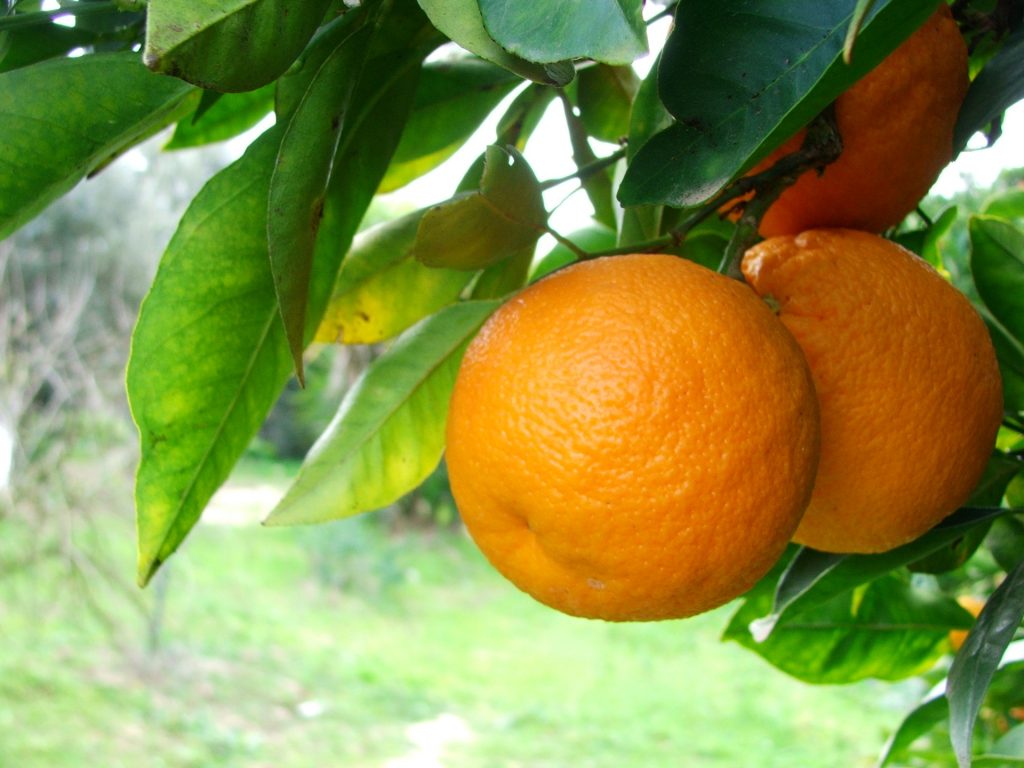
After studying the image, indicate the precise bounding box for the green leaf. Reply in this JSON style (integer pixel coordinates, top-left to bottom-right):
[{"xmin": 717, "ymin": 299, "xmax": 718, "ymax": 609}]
[
  {"xmin": 0, "ymin": 52, "xmax": 196, "ymax": 240},
  {"xmin": 268, "ymin": 18, "xmax": 371, "ymax": 382},
  {"xmin": 976, "ymin": 723, "xmax": 1024, "ymax": 765},
  {"xmin": 984, "ymin": 188, "xmax": 1024, "ymax": 222},
  {"xmin": 619, "ymin": 0, "xmax": 939, "ymax": 206},
  {"xmin": 128, "ymin": 128, "xmax": 292, "ymax": 588},
  {"xmin": 414, "ymin": 144, "xmax": 547, "ymax": 270},
  {"xmin": 166, "ymin": 84, "xmax": 275, "ymax": 149},
  {"xmin": 877, "ymin": 694, "xmax": 949, "ymax": 767},
  {"xmin": 494, "ymin": 83, "xmax": 557, "ymax": 150},
  {"xmin": 954, "ymin": 24, "xmax": 1024, "ymax": 153},
  {"xmin": 129, "ymin": 2, "xmax": 433, "ymax": 586},
  {"xmin": 380, "ymin": 56, "xmax": 520, "ymax": 193},
  {"xmin": 971, "ymin": 216, "xmax": 1024, "ymax": 346},
  {"xmin": 478, "ymin": 0, "xmax": 646, "ymax": 66},
  {"xmin": 315, "ymin": 209, "xmax": 474, "ymax": 344},
  {"xmin": 416, "ymin": 0, "xmax": 574, "ymax": 85},
  {"xmin": 470, "ymin": 246, "xmax": 533, "ymax": 299},
  {"xmin": 301, "ymin": 0, "xmax": 435, "ymax": 339},
  {"xmin": 619, "ymin": 57, "xmax": 671, "ymax": 246},
  {"xmin": 896, "ymin": 206, "xmax": 959, "ymax": 270},
  {"xmin": 529, "ymin": 223, "xmax": 617, "ymax": 281},
  {"xmin": 264, "ymin": 300, "xmax": 500, "ymax": 526},
  {"xmin": 576, "ymin": 64, "xmax": 640, "ymax": 144},
  {"xmin": 948, "ymin": 561, "xmax": 1024, "ymax": 768},
  {"xmin": 726, "ymin": 575, "xmax": 972, "ymax": 684},
  {"xmin": 752, "ymin": 508, "xmax": 1008, "ymax": 640},
  {"xmin": 144, "ymin": 0, "xmax": 333, "ymax": 92}
]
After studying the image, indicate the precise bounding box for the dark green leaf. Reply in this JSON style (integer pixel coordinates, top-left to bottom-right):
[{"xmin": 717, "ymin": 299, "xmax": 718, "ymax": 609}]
[
  {"xmin": 0, "ymin": 22, "xmax": 95, "ymax": 73},
  {"xmin": 414, "ymin": 144, "xmax": 547, "ymax": 270},
  {"xmin": 982, "ymin": 312, "xmax": 1024, "ymax": 413},
  {"xmin": 264, "ymin": 300, "xmax": 500, "ymax": 526},
  {"xmin": 558, "ymin": 91, "xmax": 617, "ymax": 229},
  {"xmin": 315, "ymin": 209, "xmax": 473, "ymax": 344},
  {"xmin": 727, "ymin": 575, "xmax": 972, "ymax": 684},
  {"xmin": 128, "ymin": 128, "xmax": 292, "ymax": 587},
  {"xmin": 987, "ymin": 516, "xmax": 1024, "ymax": 573},
  {"xmin": 479, "ymin": 0, "xmax": 645, "ymax": 65},
  {"xmin": 380, "ymin": 56, "xmax": 520, "ymax": 193},
  {"xmin": 619, "ymin": 0, "xmax": 938, "ymax": 206},
  {"xmin": 971, "ymin": 216, "xmax": 1024, "ymax": 346},
  {"xmin": 166, "ymin": 84, "xmax": 275, "ymax": 149},
  {"xmin": 948, "ymin": 561, "xmax": 1024, "ymax": 768},
  {"xmin": 954, "ymin": 24, "xmax": 1024, "ymax": 153},
  {"xmin": 753, "ymin": 508, "xmax": 1008, "ymax": 639},
  {"xmin": 268, "ymin": 19, "xmax": 371, "ymax": 381},
  {"xmin": 71, "ymin": 3, "xmax": 144, "ymax": 34},
  {"xmin": 144, "ymin": 0, "xmax": 333, "ymax": 91},
  {"xmin": 0, "ymin": 52, "xmax": 196, "ymax": 240},
  {"xmin": 877, "ymin": 694, "xmax": 949, "ymax": 767},
  {"xmin": 910, "ymin": 453, "xmax": 1021, "ymax": 574},
  {"xmin": 576, "ymin": 64, "xmax": 640, "ymax": 143},
  {"xmin": 0, "ymin": 0, "xmax": 10, "ymax": 63},
  {"xmin": 416, "ymin": 0, "xmax": 574, "ymax": 85}
]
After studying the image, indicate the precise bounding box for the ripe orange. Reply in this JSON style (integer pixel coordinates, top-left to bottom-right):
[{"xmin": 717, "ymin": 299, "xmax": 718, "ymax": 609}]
[
  {"xmin": 445, "ymin": 253, "xmax": 820, "ymax": 621},
  {"xmin": 747, "ymin": 4, "xmax": 968, "ymax": 237},
  {"xmin": 742, "ymin": 229, "xmax": 1003, "ymax": 554}
]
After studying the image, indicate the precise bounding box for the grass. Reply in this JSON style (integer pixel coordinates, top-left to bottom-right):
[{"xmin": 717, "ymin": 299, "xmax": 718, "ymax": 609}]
[{"xmin": 0, "ymin": 465, "xmax": 917, "ymax": 767}]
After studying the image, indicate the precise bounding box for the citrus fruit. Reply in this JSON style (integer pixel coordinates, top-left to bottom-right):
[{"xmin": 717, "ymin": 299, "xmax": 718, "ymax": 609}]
[
  {"xmin": 742, "ymin": 229, "xmax": 1003, "ymax": 554},
  {"xmin": 445, "ymin": 253, "xmax": 820, "ymax": 621},
  {"xmin": 746, "ymin": 4, "xmax": 968, "ymax": 237},
  {"xmin": 949, "ymin": 594, "xmax": 986, "ymax": 651}
]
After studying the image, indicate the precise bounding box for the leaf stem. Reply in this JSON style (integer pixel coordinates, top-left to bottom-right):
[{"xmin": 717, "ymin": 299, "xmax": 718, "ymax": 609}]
[
  {"xmin": 542, "ymin": 223, "xmax": 592, "ymax": 260},
  {"xmin": 646, "ymin": 3, "xmax": 678, "ymax": 25},
  {"xmin": 539, "ymin": 147, "xmax": 627, "ymax": 191},
  {"xmin": 843, "ymin": 0, "xmax": 876, "ymax": 64},
  {"xmin": 561, "ymin": 107, "xmax": 843, "ymax": 265},
  {"xmin": 716, "ymin": 106, "xmax": 843, "ymax": 278}
]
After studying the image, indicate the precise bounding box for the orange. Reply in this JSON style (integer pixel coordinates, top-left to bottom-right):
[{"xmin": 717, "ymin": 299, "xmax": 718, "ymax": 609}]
[
  {"xmin": 746, "ymin": 4, "xmax": 968, "ymax": 237},
  {"xmin": 949, "ymin": 595, "xmax": 986, "ymax": 651},
  {"xmin": 445, "ymin": 253, "xmax": 820, "ymax": 621},
  {"xmin": 742, "ymin": 229, "xmax": 1003, "ymax": 554}
]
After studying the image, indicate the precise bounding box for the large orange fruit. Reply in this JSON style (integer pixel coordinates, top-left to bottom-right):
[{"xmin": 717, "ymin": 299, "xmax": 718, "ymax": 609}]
[
  {"xmin": 445, "ymin": 253, "xmax": 820, "ymax": 621},
  {"xmin": 749, "ymin": 4, "xmax": 968, "ymax": 237},
  {"xmin": 742, "ymin": 229, "xmax": 1003, "ymax": 554}
]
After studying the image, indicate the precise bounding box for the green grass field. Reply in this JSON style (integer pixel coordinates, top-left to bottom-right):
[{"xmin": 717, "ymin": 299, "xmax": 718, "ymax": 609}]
[{"xmin": 0, "ymin": 466, "xmax": 918, "ymax": 768}]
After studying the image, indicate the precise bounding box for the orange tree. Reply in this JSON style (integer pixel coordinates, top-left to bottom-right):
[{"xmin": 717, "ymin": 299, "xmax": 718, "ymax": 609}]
[{"xmin": 2, "ymin": 0, "xmax": 1024, "ymax": 764}]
